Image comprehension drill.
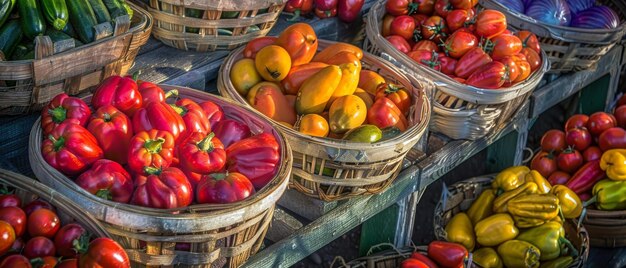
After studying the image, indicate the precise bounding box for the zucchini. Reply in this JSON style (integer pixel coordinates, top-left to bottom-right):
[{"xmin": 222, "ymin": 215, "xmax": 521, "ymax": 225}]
[
  {"xmin": 185, "ymin": 8, "xmax": 202, "ymax": 33},
  {"xmin": 220, "ymin": 11, "xmax": 239, "ymax": 19},
  {"xmin": 40, "ymin": 0, "xmax": 69, "ymax": 30},
  {"xmin": 102, "ymin": 0, "xmax": 126, "ymax": 18},
  {"xmin": 67, "ymin": 0, "xmax": 98, "ymax": 43},
  {"xmin": 45, "ymin": 27, "xmax": 73, "ymax": 42},
  {"xmin": 61, "ymin": 22, "xmax": 76, "ymax": 38},
  {"xmin": 9, "ymin": 43, "xmax": 33, "ymax": 60},
  {"xmin": 0, "ymin": 0, "xmax": 15, "ymax": 28},
  {"xmin": 87, "ymin": 0, "xmax": 111, "ymax": 23},
  {"xmin": 121, "ymin": 2, "xmax": 132, "ymax": 19},
  {"xmin": 0, "ymin": 20, "xmax": 22, "ymax": 59},
  {"xmin": 17, "ymin": 0, "xmax": 46, "ymax": 39}
]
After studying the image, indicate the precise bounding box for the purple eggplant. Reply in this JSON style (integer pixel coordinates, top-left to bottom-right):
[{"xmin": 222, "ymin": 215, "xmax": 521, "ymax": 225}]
[
  {"xmin": 525, "ymin": 0, "xmax": 571, "ymax": 26},
  {"xmin": 570, "ymin": 5, "xmax": 620, "ymax": 29}
]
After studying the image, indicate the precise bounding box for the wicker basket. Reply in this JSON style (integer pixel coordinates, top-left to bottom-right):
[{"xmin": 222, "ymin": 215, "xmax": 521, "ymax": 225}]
[
  {"xmin": 134, "ymin": 0, "xmax": 286, "ymax": 51},
  {"xmin": 0, "ymin": 169, "xmax": 109, "ymax": 240},
  {"xmin": 583, "ymin": 205, "xmax": 626, "ymax": 247},
  {"xmin": 28, "ymin": 86, "xmax": 292, "ymax": 267},
  {"xmin": 364, "ymin": 0, "xmax": 549, "ymax": 140},
  {"xmin": 434, "ymin": 176, "xmax": 589, "ymax": 268},
  {"xmin": 0, "ymin": 2, "xmax": 152, "ymax": 115},
  {"xmin": 218, "ymin": 40, "xmax": 431, "ymax": 201},
  {"xmin": 480, "ymin": 0, "xmax": 626, "ymax": 73},
  {"xmin": 334, "ymin": 246, "xmax": 426, "ymax": 268}
]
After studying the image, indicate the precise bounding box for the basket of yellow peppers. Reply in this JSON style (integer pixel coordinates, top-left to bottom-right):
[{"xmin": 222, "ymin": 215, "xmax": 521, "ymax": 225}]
[{"xmin": 433, "ymin": 167, "xmax": 589, "ymax": 268}]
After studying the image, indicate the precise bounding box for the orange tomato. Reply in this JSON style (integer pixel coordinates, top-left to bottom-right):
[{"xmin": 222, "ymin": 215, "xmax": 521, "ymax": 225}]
[
  {"xmin": 281, "ymin": 62, "xmax": 329, "ymax": 95},
  {"xmin": 243, "ymin": 36, "xmax": 277, "ymax": 58},
  {"xmin": 299, "ymin": 114, "xmax": 329, "ymax": 137},
  {"xmin": 521, "ymin": 47, "xmax": 542, "ymax": 72},
  {"xmin": 247, "ymin": 82, "xmax": 297, "ymax": 125},
  {"xmin": 513, "ymin": 54, "xmax": 531, "ymax": 83},
  {"xmin": 255, "ymin": 45, "xmax": 292, "ymax": 81},
  {"xmin": 375, "ymin": 83, "xmax": 411, "ymax": 116},
  {"xmin": 358, "ymin": 70, "xmax": 386, "ymax": 95},
  {"xmin": 274, "ymin": 23, "xmax": 318, "ymax": 66},
  {"xmin": 313, "ymin": 43, "xmax": 363, "ymax": 62},
  {"xmin": 319, "ymin": 51, "xmax": 362, "ymax": 71}
]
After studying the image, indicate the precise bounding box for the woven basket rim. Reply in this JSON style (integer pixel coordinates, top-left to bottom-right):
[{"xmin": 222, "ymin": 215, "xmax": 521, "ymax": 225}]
[{"xmin": 218, "ymin": 39, "xmax": 431, "ymax": 153}]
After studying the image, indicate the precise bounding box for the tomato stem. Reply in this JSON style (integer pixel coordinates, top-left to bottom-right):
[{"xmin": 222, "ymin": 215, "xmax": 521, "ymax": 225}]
[
  {"xmin": 197, "ymin": 132, "xmax": 216, "ymax": 152},
  {"xmin": 143, "ymin": 138, "xmax": 165, "ymax": 154},
  {"xmin": 49, "ymin": 106, "xmax": 67, "ymax": 123},
  {"xmin": 73, "ymin": 233, "xmax": 91, "ymax": 255},
  {"xmin": 96, "ymin": 189, "xmax": 112, "ymax": 200},
  {"xmin": 287, "ymin": 9, "xmax": 301, "ymax": 21}
]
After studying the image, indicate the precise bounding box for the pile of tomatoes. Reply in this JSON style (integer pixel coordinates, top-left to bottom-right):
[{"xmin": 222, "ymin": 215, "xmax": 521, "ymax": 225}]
[
  {"xmin": 0, "ymin": 191, "xmax": 129, "ymax": 267},
  {"xmin": 230, "ymin": 23, "xmax": 412, "ymax": 143},
  {"xmin": 382, "ymin": 0, "xmax": 543, "ymax": 89},
  {"xmin": 284, "ymin": 0, "xmax": 365, "ymax": 22},
  {"xmin": 40, "ymin": 78, "xmax": 281, "ymax": 208}
]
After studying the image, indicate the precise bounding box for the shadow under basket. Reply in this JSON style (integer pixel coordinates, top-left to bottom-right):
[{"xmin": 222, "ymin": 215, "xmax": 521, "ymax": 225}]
[
  {"xmin": 218, "ymin": 40, "xmax": 432, "ymax": 202},
  {"xmin": 29, "ymin": 86, "xmax": 292, "ymax": 267}
]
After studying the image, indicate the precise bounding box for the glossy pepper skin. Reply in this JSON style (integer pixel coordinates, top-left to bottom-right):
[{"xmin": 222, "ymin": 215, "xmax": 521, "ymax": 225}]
[
  {"xmin": 42, "ymin": 122, "xmax": 103, "ymax": 176},
  {"xmin": 540, "ymin": 256, "xmax": 573, "ymax": 268},
  {"xmin": 41, "ymin": 93, "xmax": 91, "ymax": 136},
  {"xmin": 196, "ymin": 172, "xmax": 255, "ymax": 204},
  {"xmin": 337, "ymin": 0, "xmax": 365, "ymax": 23},
  {"xmin": 565, "ymin": 160, "xmax": 605, "ymax": 195},
  {"xmin": 87, "ymin": 105, "xmax": 133, "ymax": 165},
  {"xmin": 466, "ymin": 189, "xmax": 495, "ymax": 225},
  {"xmin": 493, "ymin": 181, "xmax": 538, "ymax": 213},
  {"xmin": 589, "ymin": 179, "xmax": 626, "ymax": 210},
  {"xmin": 171, "ymin": 98, "xmax": 211, "ymax": 141},
  {"xmin": 550, "ymin": 185, "xmax": 582, "ymax": 218},
  {"xmin": 516, "ymin": 221, "xmax": 577, "ymax": 261},
  {"xmin": 74, "ymin": 159, "xmax": 133, "ymax": 203},
  {"xmin": 444, "ymin": 212, "xmax": 475, "ymax": 251},
  {"xmin": 526, "ymin": 170, "xmax": 552, "ymax": 194},
  {"xmin": 367, "ymin": 97, "xmax": 408, "ymax": 131},
  {"xmin": 138, "ymin": 81, "xmax": 177, "ymax": 104},
  {"xmin": 213, "ymin": 119, "xmax": 251, "ymax": 148},
  {"xmin": 492, "ymin": 166, "xmax": 529, "ymax": 193},
  {"xmin": 473, "ymin": 247, "xmax": 503, "ymax": 268},
  {"xmin": 132, "ymin": 101, "xmax": 187, "ymax": 143},
  {"xmin": 497, "ymin": 240, "xmax": 541, "ymax": 268},
  {"xmin": 127, "ymin": 130, "xmax": 175, "ymax": 176},
  {"xmin": 199, "ymin": 101, "xmax": 224, "ymax": 129},
  {"xmin": 474, "ymin": 213, "xmax": 519, "ymax": 247},
  {"xmin": 600, "ymin": 149, "xmax": 626, "ymax": 181},
  {"xmin": 178, "ymin": 132, "xmax": 226, "ymax": 174},
  {"xmin": 226, "ymin": 133, "xmax": 280, "ymax": 190},
  {"xmin": 131, "ymin": 167, "xmax": 193, "ymax": 209},
  {"xmin": 426, "ymin": 241, "xmax": 468, "ymax": 268},
  {"xmin": 92, "ymin": 75, "xmax": 143, "ymax": 117},
  {"xmin": 508, "ymin": 194, "xmax": 560, "ymax": 228},
  {"xmin": 285, "ymin": 0, "xmax": 313, "ymax": 21}
]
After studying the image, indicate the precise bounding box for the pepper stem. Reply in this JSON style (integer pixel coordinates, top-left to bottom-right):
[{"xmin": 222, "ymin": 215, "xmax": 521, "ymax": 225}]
[
  {"xmin": 72, "ymin": 233, "xmax": 91, "ymax": 255},
  {"xmin": 197, "ymin": 132, "xmax": 216, "ymax": 152},
  {"xmin": 583, "ymin": 196, "xmax": 597, "ymax": 207},
  {"xmin": 132, "ymin": 70, "xmax": 141, "ymax": 81},
  {"xmin": 164, "ymin": 89, "xmax": 179, "ymax": 99},
  {"xmin": 559, "ymin": 237, "xmax": 579, "ymax": 257},
  {"xmin": 103, "ymin": 112, "xmax": 111, "ymax": 122},
  {"xmin": 96, "ymin": 189, "xmax": 112, "ymax": 200},
  {"xmin": 287, "ymin": 9, "xmax": 301, "ymax": 21},
  {"xmin": 325, "ymin": 10, "xmax": 331, "ymax": 17},
  {"xmin": 144, "ymin": 138, "xmax": 165, "ymax": 154},
  {"xmin": 169, "ymin": 104, "xmax": 187, "ymax": 116},
  {"xmin": 49, "ymin": 107, "xmax": 67, "ymax": 123},
  {"xmin": 49, "ymin": 135, "xmax": 65, "ymax": 152},
  {"xmin": 212, "ymin": 172, "xmax": 227, "ymax": 181},
  {"xmin": 144, "ymin": 166, "xmax": 162, "ymax": 176}
]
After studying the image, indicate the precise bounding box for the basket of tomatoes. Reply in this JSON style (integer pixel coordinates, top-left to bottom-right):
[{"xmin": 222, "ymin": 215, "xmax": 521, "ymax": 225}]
[
  {"xmin": 218, "ymin": 23, "xmax": 432, "ymax": 201},
  {"xmin": 364, "ymin": 0, "xmax": 549, "ymax": 140},
  {"xmin": 481, "ymin": 0, "xmax": 626, "ymax": 73},
  {"xmin": 0, "ymin": 168, "xmax": 131, "ymax": 267},
  {"xmin": 27, "ymin": 79, "xmax": 292, "ymax": 267}
]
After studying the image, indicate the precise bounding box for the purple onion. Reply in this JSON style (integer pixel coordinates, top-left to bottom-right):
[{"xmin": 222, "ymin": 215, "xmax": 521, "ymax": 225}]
[
  {"xmin": 498, "ymin": 0, "xmax": 525, "ymax": 13},
  {"xmin": 566, "ymin": 0, "xmax": 594, "ymax": 15},
  {"xmin": 525, "ymin": 0, "xmax": 571, "ymax": 26},
  {"xmin": 570, "ymin": 5, "xmax": 621, "ymax": 29}
]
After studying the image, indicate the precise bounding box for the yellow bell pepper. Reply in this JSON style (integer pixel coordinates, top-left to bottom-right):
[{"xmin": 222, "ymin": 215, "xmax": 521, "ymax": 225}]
[
  {"xmin": 493, "ymin": 181, "xmax": 538, "ymax": 213},
  {"xmin": 525, "ymin": 170, "xmax": 552, "ymax": 194},
  {"xmin": 444, "ymin": 212, "xmax": 475, "ymax": 251},
  {"xmin": 493, "ymin": 166, "xmax": 530, "ymax": 193},
  {"xmin": 600, "ymin": 149, "xmax": 626, "ymax": 181},
  {"xmin": 467, "ymin": 189, "xmax": 496, "ymax": 225},
  {"xmin": 497, "ymin": 240, "xmax": 541, "ymax": 268},
  {"xmin": 550, "ymin": 185, "xmax": 583, "ymax": 219},
  {"xmin": 512, "ymin": 216, "xmax": 547, "ymax": 229},
  {"xmin": 508, "ymin": 194, "xmax": 560, "ymax": 228},
  {"xmin": 473, "ymin": 247, "xmax": 503, "ymax": 268},
  {"xmin": 540, "ymin": 256, "xmax": 574, "ymax": 268},
  {"xmin": 474, "ymin": 213, "xmax": 519, "ymax": 247}
]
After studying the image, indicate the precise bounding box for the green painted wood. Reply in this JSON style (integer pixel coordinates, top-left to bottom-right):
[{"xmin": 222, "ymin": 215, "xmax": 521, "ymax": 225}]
[
  {"xmin": 579, "ymin": 74, "xmax": 611, "ymax": 114},
  {"xmin": 486, "ymin": 130, "xmax": 520, "ymax": 173},
  {"xmin": 359, "ymin": 204, "xmax": 400, "ymax": 256}
]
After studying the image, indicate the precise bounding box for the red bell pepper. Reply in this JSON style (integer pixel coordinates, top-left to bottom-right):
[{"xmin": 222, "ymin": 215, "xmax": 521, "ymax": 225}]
[
  {"xmin": 171, "ymin": 98, "xmax": 211, "ymax": 140},
  {"xmin": 74, "ymin": 159, "xmax": 134, "ymax": 203},
  {"xmin": 426, "ymin": 241, "xmax": 468, "ymax": 268},
  {"xmin": 41, "ymin": 122, "xmax": 103, "ymax": 176},
  {"xmin": 178, "ymin": 132, "xmax": 226, "ymax": 174},
  {"xmin": 285, "ymin": 0, "xmax": 314, "ymax": 21},
  {"xmin": 196, "ymin": 172, "xmax": 255, "ymax": 204},
  {"xmin": 183, "ymin": 170, "xmax": 203, "ymax": 189},
  {"xmin": 91, "ymin": 75, "xmax": 143, "ymax": 117},
  {"xmin": 401, "ymin": 259, "xmax": 431, "ymax": 268},
  {"xmin": 131, "ymin": 167, "xmax": 193, "ymax": 209},
  {"xmin": 41, "ymin": 93, "xmax": 91, "ymax": 135},
  {"xmin": 315, "ymin": 7, "xmax": 337, "ymax": 18},
  {"xmin": 338, "ymin": 0, "xmax": 364, "ymax": 23},
  {"xmin": 138, "ymin": 81, "xmax": 178, "ymax": 104},
  {"xmin": 315, "ymin": 0, "xmax": 338, "ymax": 11},
  {"xmin": 199, "ymin": 101, "xmax": 224, "ymax": 130},
  {"xmin": 367, "ymin": 97, "xmax": 408, "ymax": 131},
  {"xmin": 213, "ymin": 119, "xmax": 251, "ymax": 148},
  {"xmin": 132, "ymin": 101, "xmax": 186, "ymax": 143},
  {"xmin": 87, "ymin": 105, "xmax": 133, "ymax": 164},
  {"xmin": 566, "ymin": 160, "xmax": 605, "ymax": 195},
  {"xmin": 226, "ymin": 133, "xmax": 280, "ymax": 189},
  {"xmin": 127, "ymin": 130, "xmax": 175, "ymax": 176},
  {"xmin": 409, "ymin": 252, "xmax": 439, "ymax": 268}
]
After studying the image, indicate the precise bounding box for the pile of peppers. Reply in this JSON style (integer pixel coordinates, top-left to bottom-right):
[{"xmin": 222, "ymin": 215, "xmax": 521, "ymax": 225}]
[
  {"xmin": 40, "ymin": 75, "xmax": 281, "ymax": 209},
  {"xmin": 586, "ymin": 149, "xmax": 626, "ymax": 210},
  {"xmin": 442, "ymin": 166, "xmax": 583, "ymax": 268}
]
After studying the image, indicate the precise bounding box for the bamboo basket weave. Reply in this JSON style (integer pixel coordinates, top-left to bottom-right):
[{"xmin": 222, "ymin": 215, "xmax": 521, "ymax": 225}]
[
  {"xmin": 28, "ymin": 86, "xmax": 292, "ymax": 267},
  {"xmin": 218, "ymin": 40, "xmax": 432, "ymax": 202},
  {"xmin": 583, "ymin": 204, "xmax": 626, "ymax": 247},
  {"xmin": 0, "ymin": 169, "xmax": 109, "ymax": 240},
  {"xmin": 434, "ymin": 176, "xmax": 589, "ymax": 268},
  {"xmin": 0, "ymin": 1, "xmax": 152, "ymax": 115},
  {"xmin": 333, "ymin": 246, "xmax": 427, "ymax": 268},
  {"xmin": 364, "ymin": 0, "xmax": 549, "ymax": 140},
  {"xmin": 480, "ymin": 0, "xmax": 626, "ymax": 73},
  {"xmin": 134, "ymin": 0, "xmax": 286, "ymax": 51}
]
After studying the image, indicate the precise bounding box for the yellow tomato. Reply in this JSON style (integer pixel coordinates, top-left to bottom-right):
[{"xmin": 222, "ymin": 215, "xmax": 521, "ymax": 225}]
[
  {"xmin": 358, "ymin": 70, "xmax": 386, "ymax": 95},
  {"xmin": 299, "ymin": 114, "xmax": 329, "ymax": 137},
  {"xmin": 230, "ymin": 58, "xmax": 263, "ymax": 96},
  {"xmin": 255, "ymin": 45, "xmax": 292, "ymax": 82},
  {"xmin": 328, "ymin": 95, "xmax": 367, "ymax": 134},
  {"xmin": 353, "ymin": 88, "xmax": 374, "ymax": 110}
]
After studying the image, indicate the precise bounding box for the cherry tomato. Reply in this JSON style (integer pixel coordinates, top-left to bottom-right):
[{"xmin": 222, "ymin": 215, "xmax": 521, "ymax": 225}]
[
  {"xmin": 386, "ymin": 35, "xmax": 412, "ymax": 53},
  {"xmin": 614, "ymin": 105, "xmax": 626, "ymax": 129},
  {"xmin": 414, "ymin": 0, "xmax": 435, "ymax": 15},
  {"xmin": 407, "ymin": 49, "xmax": 441, "ymax": 71},
  {"xmin": 517, "ymin": 30, "xmax": 541, "ymax": 54},
  {"xmin": 521, "ymin": 47, "xmax": 542, "ymax": 71},
  {"xmin": 565, "ymin": 114, "xmax": 590, "ymax": 131},
  {"xmin": 22, "ymin": 200, "xmax": 55, "ymax": 216},
  {"xmin": 382, "ymin": 14, "xmax": 395, "ymax": 37},
  {"xmin": 390, "ymin": 15, "xmax": 417, "ymax": 41},
  {"xmin": 566, "ymin": 127, "xmax": 592, "ymax": 151},
  {"xmin": 541, "ymin": 129, "xmax": 566, "ymax": 153},
  {"xmin": 583, "ymin": 146, "xmax": 602, "ymax": 162},
  {"xmin": 27, "ymin": 209, "xmax": 60, "ymax": 238},
  {"xmin": 598, "ymin": 127, "xmax": 626, "ymax": 151},
  {"xmin": 439, "ymin": 54, "xmax": 458, "ymax": 75},
  {"xmin": 548, "ymin": 171, "xmax": 571, "ymax": 185},
  {"xmin": 0, "ymin": 194, "xmax": 21, "ymax": 208},
  {"xmin": 421, "ymin": 16, "xmax": 449, "ymax": 43},
  {"xmin": 475, "ymin": 10, "xmax": 507, "ymax": 39},
  {"xmin": 498, "ymin": 56, "xmax": 520, "ymax": 84},
  {"xmin": 78, "ymin": 238, "xmax": 130, "ymax": 268},
  {"xmin": 465, "ymin": 61, "xmax": 508, "ymax": 89},
  {"xmin": 0, "ymin": 206, "xmax": 26, "ymax": 237},
  {"xmin": 490, "ymin": 34, "xmax": 523, "ymax": 59},
  {"xmin": 54, "ymin": 223, "xmax": 86, "ymax": 258},
  {"xmin": 386, "ymin": 0, "xmax": 416, "ymax": 16},
  {"xmin": 412, "ymin": 40, "xmax": 439, "ymax": 52},
  {"xmin": 24, "ymin": 236, "xmax": 56, "ymax": 259},
  {"xmin": 0, "ymin": 255, "xmax": 31, "ymax": 268},
  {"xmin": 443, "ymin": 30, "xmax": 477, "ymax": 58},
  {"xmin": 446, "ymin": 9, "xmax": 473, "ymax": 32},
  {"xmin": 512, "ymin": 54, "xmax": 531, "ymax": 83},
  {"xmin": 434, "ymin": 0, "xmax": 453, "ymax": 17},
  {"xmin": 557, "ymin": 149, "xmax": 584, "ymax": 173},
  {"xmin": 0, "ymin": 221, "xmax": 15, "ymax": 256},
  {"xmin": 531, "ymin": 151, "xmax": 557, "ymax": 178},
  {"xmin": 587, "ymin": 112, "xmax": 617, "ymax": 137},
  {"xmin": 450, "ymin": 0, "xmax": 477, "ymax": 9}
]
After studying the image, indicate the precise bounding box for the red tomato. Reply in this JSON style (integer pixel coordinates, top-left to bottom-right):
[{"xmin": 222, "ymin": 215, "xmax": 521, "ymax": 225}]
[
  {"xmin": 439, "ymin": 54, "xmax": 458, "ymax": 75},
  {"xmin": 454, "ymin": 47, "xmax": 492, "ymax": 78},
  {"xmin": 386, "ymin": 35, "xmax": 412, "ymax": 53},
  {"xmin": 407, "ymin": 49, "xmax": 441, "ymax": 71},
  {"xmin": 512, "ymin": 55, "xmax": 531, "ymax": 83},
  {"xmin": 446, "ymin": 9, "xmax": 473, "ymax": 32},
  {"xmin": 390, "ymin": 15, "xmax": 417, "ymax": 41},
  {"xmin": 401, "ymin": 258, "xmax": 430, "ymax": 268},
  {"xmin": 382, "ymin": 14, "xmax": 395, "ymax": 37},
  {"xmin": 548, "ymin": 171, "xmax": 571, "ymax": 185},
  {"xmin": 450, "ymin": 0, "xmax": 477, "ymax": 9},
  {"xmin": 614, "ymin": 105, "xmax": 626, "ymax": 129},
  {"xmin": 0, "ymin": 221, "xmax": 15, "ymax": 256},
  {"xmin": 78, "ymin": 238, "xmax": 130, "ymax": 268},
  {"xmin": 56, "ymin": 259, "xmax": 78, "ymax": 268},
  {"xmin": 521, "ymin": 47, "xmax": 542, "ymax": 71},
  {"xmin": 617, "ymin": 95, "xmax": 626, "ymax": 108},
  {"xmin": 475, "ymin": 10, "xmax": 507, "ymax": 39},
  {"xmin": 583, "ymin": 146, "xmax": 602, "ymax": 162},
  {"xmin": 412, "ymin": 13, "xmax": 429, "ymax": 27},
  {"xmin": 587, "ymin": 112, "xmax": 617, "ymax": 137},
  {"xmin": 22, "ymin": 200, "xmax": 55, "ymax": 216},
  {"xmin": 434, "ymin": 0, "xmax": 453, "ymax": 17},
  {"xmin": 557, "ymin": 149, "xmax": 584, "ymax": 173},
  {"xmin": 565, "ymin": 114, "xmax": 590, "ymax": 131},
  {"xmin": 421, "ymin": 16, "xmax": 449, "ymax": 43},
  {"xmin": 27, "ymin": 209, "xmax": 60, "ymax": 238},
  {"xmin": 517, "ymin": 30, "xmax": 541, "ymax": 54},
  {"xmin": 0, "ymin": 207, "xmax": 26, "ymax": 237},
  {"xmin": 0, "ymin": 195, "xmax": 21, "ymax": 208},
  {"xmin": 443, "ymin": 30, "xmax": 477, "ymax": 59},
  {"xmin": 566, "ymin": 128, "xmax": 592, "ymax": 151},
  {"xmin": 490, "ymin": 34, "xmax": 523, "ymax": 59},
  {"xmin": 386, "ymin": 0, "xmax": 415, "ymax": 16},
  {"xmin": 414, "ymin": 0, "xmax": 435, "ymax": 15},
  {"xmin": 24, "ymin": 236, "xmax": 55, "ymax": 259},
  {"xmin": 0, "ymin": 255, "xmax": 31, "ymax": 268},
  {"xmin": 531, "ymin": 151, "xmax": 558, "ymax": 178},
  {"xmin": 465, "ymin": 61, "xmax": 508, "ymax": 89},
  {"xmin": 598, "ymin": 127, "xmax": 626, "ymax": 151},
  {"xmin": 541, "ymin": 129, "xmax": 566, "ymax": 153},
  {"xmin": 409, "ymin": 252, "xmax": 439, "ymax": 268},
  {"xmin": 10, "ymin": 237, "xmax": 24, "ymax": 254},
  {"xmin": 33, "ymin": 256, "xmax": 58, "ymax": 268},
  {"xmin": 54, "ymin": 223, "xmax": 86, "ymax": 258},
  {"xmin": 497, "ymin": 56, "xmax": 520, "ymax": 84},
  {"xmin": 412, "ymin": 40, "xmax": 439, "ymax": 52}
]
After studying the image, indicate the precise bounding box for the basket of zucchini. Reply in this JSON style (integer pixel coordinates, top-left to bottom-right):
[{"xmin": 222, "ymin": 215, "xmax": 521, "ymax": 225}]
[{"xmin": 0, "ymin": 0, "xmax": 152, "ymax": 115}]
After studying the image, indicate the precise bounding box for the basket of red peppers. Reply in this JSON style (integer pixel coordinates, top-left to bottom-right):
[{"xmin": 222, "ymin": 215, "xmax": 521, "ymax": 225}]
[
  {"xmin": 364, "ymin": 0, "xmax": 549, "ymax": 140},
  {"xmin": 27, "ymin": 76, "xmax": 292, "ymax": 267},
  {"xmin": 283, "ymin": 0, "xmax": 366, "ymax": 22}
]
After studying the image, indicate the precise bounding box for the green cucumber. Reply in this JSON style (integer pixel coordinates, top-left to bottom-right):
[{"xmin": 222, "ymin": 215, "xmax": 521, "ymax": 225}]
[
  {"xmin": 87, "ymin": 0, "xmax": 111, "ymax": 23},
  {"xmin": 220, "ymin": 11, "xmax": 239, "ymax": 19},
  {"xmin": 102, "ymin": 0, "xmax": 126, "ymax": 19},
  {"xmin": 17, "ymin": 0, "xmax": 46, "ymax": 39},
  {"xmin": 0, "ymin": 20, "xmax": 22, "ymax": 59},
  {"xmin": 185, "ymin": 8, "xmax": 202, "ymax": 33},
  {"xmin": 0, "ymin": 0, "xmax": 15, "ymax": 28},
  {"xmin": 67, "ymin": 0, "xmax": 98, "ymax": 43},
  {"xmin": 41, "ymin": 0, "xmax": 69, "ymax": 30}
]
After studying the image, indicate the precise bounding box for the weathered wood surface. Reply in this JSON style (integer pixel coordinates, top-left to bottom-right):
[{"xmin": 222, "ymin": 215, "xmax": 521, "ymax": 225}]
[
  {"xmin": 265, "ymin": 208, "xmax": 304, "ymax": 243},
  {"xmin": 277, "ymin": 189, "xmax": 338, "ymax": 221}
]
